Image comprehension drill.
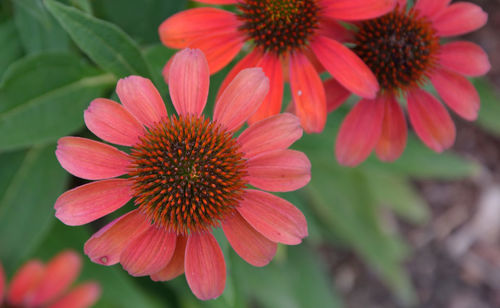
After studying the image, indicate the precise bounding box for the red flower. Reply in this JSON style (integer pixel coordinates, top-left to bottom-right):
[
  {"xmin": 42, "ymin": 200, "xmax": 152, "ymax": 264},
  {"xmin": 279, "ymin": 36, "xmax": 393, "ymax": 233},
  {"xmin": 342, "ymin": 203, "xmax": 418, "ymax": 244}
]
[
  {"xmin": 331, "ymin": 0, "xmax": 490, "ymax": 166},
  {"xmin": 159, "ymin": 0, "xmax": 397, "ymax": 133},
  {"xmin": 0, "ymin": 251, "xmax": 100, "ymax": 308},
  {"xmin": 54, "ymin": 49, "xmax": 309, "ymax": 300}
]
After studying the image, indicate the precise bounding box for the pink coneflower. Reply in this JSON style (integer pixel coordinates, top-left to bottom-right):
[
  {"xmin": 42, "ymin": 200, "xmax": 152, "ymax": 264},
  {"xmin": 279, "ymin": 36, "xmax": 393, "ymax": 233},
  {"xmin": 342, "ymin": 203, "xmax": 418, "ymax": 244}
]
[
  {"xmin": 331, "ymin": 0, "xmax": 490, "ymax": 166},
  {"xmin": 159, "ymin": 0, "xmax": 397, "ymax": 133},
  {"xmin": 0, "ymin": 251, "xmax": 100, "ymax": 308},
  {"xmin": 54, "ymin": 49, "xmax": 310, "ymax": 300}
]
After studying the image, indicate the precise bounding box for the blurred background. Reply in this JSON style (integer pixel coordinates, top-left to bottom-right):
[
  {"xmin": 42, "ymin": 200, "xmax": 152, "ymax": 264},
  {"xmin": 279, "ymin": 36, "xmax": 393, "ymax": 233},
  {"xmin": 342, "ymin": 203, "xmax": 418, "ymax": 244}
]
[{"xmin": 0, "ymin": 0, "xmax": 499, "ymax": 307}]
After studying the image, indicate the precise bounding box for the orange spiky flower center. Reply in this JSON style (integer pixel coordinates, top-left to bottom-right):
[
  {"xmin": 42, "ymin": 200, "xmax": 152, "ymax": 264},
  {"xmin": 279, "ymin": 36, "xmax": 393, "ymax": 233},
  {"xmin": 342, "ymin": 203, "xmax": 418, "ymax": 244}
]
[
  {"xmin": 128, "ymin": 115, "xmax": 247, "ymax": 235},
  {"xmin": 353, "ymin": 6, "xmax": 440, "ymax": 93},
  {"xmin": 237, "ymin": 0, "xmax": 320, "ymax": 54}
]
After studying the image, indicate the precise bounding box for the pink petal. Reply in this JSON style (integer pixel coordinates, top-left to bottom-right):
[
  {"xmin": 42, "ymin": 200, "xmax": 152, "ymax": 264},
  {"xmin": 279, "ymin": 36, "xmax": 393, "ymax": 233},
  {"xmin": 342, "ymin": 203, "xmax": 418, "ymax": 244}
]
[
  {"xmin": 116, "ymin": 76, "xmax": 167, "ymax": 127},
  {"xmin": 187, "ymin": 32, "xmax": 245, "ymax": 74},
  {"xmin": 27, "ymin": 251, "xmax": 81, "ymax": 307},
  {"xmin": 375, "ymin": 95, "xmax": 407, "ymax": 162},
  {"xmin": 168, "ymin": 49, "xmax": 209, "ymax": 116},
  {"xmin": 55, "ymin": 179, "xmax": 133, "ymax": 226},
  {"xmin": 55, "ymin": 137, "xmax": 130, "ymax": 180},
  {"xmin": 414, "ymin": 0, "xmax": 450, "ymax": 19},
  {"xmin": 222, "ymin": 212, "xmax": 277, "ymax": 267},
  {"xmin": 248, "ymin": 52, "xmax": 284, "ymax": 123},
  {"xmin": 0, "ymin": 263, "xmax": 4, "ymax": 304},
  {"xmin": 84, "ymin": 98, "xmax": 144, "ymax": 146},
  {"xmin": 48, "ymin": 283, "xmax": 100, "ymax": 308},
  {"xmin": 433, "ymin": 2, "xmax": 487, "ymax": 37},
  {"xmin": 159, "ymin": 8, "xmax": 241, "ymax": 49},
  {"xmin": 237, "ymin": 190, "xmax": 307, "ymax": 245},
  {"xmin": 150, "ymin": 236, "xmax": 187, "ymax": 281},
  {"xmin": 322, "ymin": 0, "xmax": 396, "ymax": 20},
  {"xmin": 311, "ymin": 35, "xmax": 379, "ymax": 99},
  {"xmin": 6, "ymin": 260, "xmax": 44, "ymax": 306},
  {"xmin": 438, "ymin": 41, "xmax": 490, "ymax": 77},
  {"xmin": 84, "ymin": 210, "xmax": 151, "ymax": 266},
  {"xmin": 324, "ymin": 78, "xmax": 351, "ymax": 113},
  {"xmin": 120, "ymin": 226, "xmax": 176, "ymax": 276},
  {"xmin": 214, "ymin": 68, "xmax": 269, "ymax": 132},
  {"xmin": 431, "ymin": 68, "xmax": 480, "ymax": 121},
  {"xmin": 335, "ymin": 97, "xmax": 385, "ymax": 166},
  {"xmin": 289, "ymin": 51, "xmax": 327, "ymax": 133},
  {"xmin": 238, "ymin": 113, "xmax": 302, "ymax": 159},
  {"xmin": 247, "ymin": 149, "xmax": 311, "ymax": 192},
  {"xmin": 216, "ymin": 48, "xmax": 262, "ymax": 102},
  {"xmin": 317, "ymin": 18, "xmax": 354, "ymax": 43},
  {"xmin": 407, "ymin": 88, "xmax": 456, "ymax": 152},
  {"xmin": 185, "ymin": 233, "xmax": 226, "ymax": 300}
]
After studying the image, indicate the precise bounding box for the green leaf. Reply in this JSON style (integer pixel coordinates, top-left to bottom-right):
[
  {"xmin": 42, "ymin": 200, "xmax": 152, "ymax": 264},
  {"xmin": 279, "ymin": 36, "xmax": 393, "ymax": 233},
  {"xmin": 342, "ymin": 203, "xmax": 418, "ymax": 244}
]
[
  {"xmin": 13, "ymin": 0, "xmax": 69, "ymax": 53},
  {"xmin": 0, "ymin": 144, "xmax": 68, "ymax": 273},
  {"xmin": 363, "ymin": 167, "xmax": 429, "ymax": 224},
  {"xmin": 476, "ymin": 78, "xmax": 500, "ymax": 136},
  {"xmin": 369, "ymin": 135, "xmax": 480, "ymax": 179},
  {"xmin": 93, "ymin": 0, "xmax": 187, "ymax": 45},
  {"xmin": 33, "ymin": 221, "xmax": 165, "ymax": 308},
  {"xmin": 0, "ymin": 20, "xmax": 23, "ymax": 78},
  {"xmin": 0, "ymin": 52, "xmax": 114, "ymax": 150},
  {"xmin": 231, "ymin": 245, "xmax": 342, "ymax": 308},
  {"xmin": 45, "ymin": 0, "xmax": 152, "ymax": 78}
]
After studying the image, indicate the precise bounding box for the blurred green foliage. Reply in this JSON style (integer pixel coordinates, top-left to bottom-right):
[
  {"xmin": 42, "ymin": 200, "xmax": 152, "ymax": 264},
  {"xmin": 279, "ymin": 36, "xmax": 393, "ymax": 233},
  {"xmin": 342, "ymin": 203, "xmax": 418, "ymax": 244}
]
[{"xmin": 0, "ymin": 0, "xmax": 497, "ymax": 307}]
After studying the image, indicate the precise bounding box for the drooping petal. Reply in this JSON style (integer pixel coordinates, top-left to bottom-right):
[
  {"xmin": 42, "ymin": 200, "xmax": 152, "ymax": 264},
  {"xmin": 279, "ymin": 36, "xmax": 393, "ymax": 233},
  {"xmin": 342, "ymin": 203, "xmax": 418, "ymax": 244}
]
[
  {"xmin": 311, "ymin": 35, "xmax": 379, "ymax": 99},
  {"xmin": 431, "ymin": 68, "xmax": 480, "ymax": 121},
  {"xmin": 6, "ymin": 261, "xmax": 44, "ymax": 306},
  {"xmin": 407, "ymin": 88, "xmax": 456, "ymax": 152},
  {"xmin": 249, "ymin": 52, "xmax": 284, "ymax": 123},
  {"xmin": 375, "ymin": 96, "xmax": 407, "ymax": 162},
  {"xmin": 84, "ymin": 210, "xmax": 151, "ymax": 266},
  {"xmin": 247, "ymin": 149, "xmax": 311, "ymax": 192},
  {"xmin": 150, "ymin": 236, "xmax": 187, "ymax": 282},
  {"xmin": 159, "ymin": 8, "xmax": 241, "ymax": 49},
  {"xmin": 187, "ymin": 32, "xmax": 245, "ymax": 74},
  {"xmin": 321, "ymin": 0, "xmax": 396, "ymax": 21},
  {"xmin": 116, "ymin": 76, "xmax": 167, "ymax": 127},
  {"xmin": 324, "ymin": 78, "xmax": 351, "ymax": 113},
  {"xmin": 238, "ymin": 113, "xmax": 302, "ymax": 158},
  {"xmin": 289, "ymin": 51, "xmax": 327, "ymax": 133},
  {"xmin": 335, "ymin": 98, "xmax": 385, "ymax": 166},
  {"xmin": 168, "ymin": 49, "xmax": 209, "ymax": 116},
  {"xmin": 0, "ymin": 263, "xmax": 4, "ymax": 304},
  {"xmin": 237, "ymin": 190, "xmax": 307, "ymax": 245},
  {"xmin": 84, "ymin": 98, "xmax": 144, "ymax": 146},
  {"xmin": 55, "ymin": 137, "xmax": 130, "ymax": 180},
  {"xmin": 414, "ymin": 0, "xmax": 450, "ymax": 19},
  {"xmin": 54, "ymin": 179, "xmax": 133, "ymax": 226},
  {"xmin": 438, "ymin": 41, "xmax": 490, "ymax": 77},
  {"xmin": 120, "ymin": 226, "xmax": 176, "ymax": 276},
  {"xmin": 27, "ymin": 251, "xmax": 81, "ymax": 307},
  {"xmin": 48, "ymin": 283, "xmax": 100, "ymax": 308},
  {"xmin": 185, "ymin": 233, "xmax": 226, "ymax": 300},
  {"xmin": 214, "ymin": 68, "xmax": 269, "ymax": 132},
  {"xmin": 216, "ymin": 48, "xmax": 262, "ymax": 101},
  {"xmin": 222, "ymin": 212, "xmax": 277, "ymax": 267},
  {"xmin": 432, "ymin": 2, "xmax": 487, "ymax": 37}
]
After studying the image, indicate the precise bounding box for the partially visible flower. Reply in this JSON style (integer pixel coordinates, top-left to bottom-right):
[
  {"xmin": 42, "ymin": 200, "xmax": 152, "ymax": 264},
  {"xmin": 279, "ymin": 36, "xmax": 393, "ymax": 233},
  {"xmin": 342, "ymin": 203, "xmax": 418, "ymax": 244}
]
[
  {"xmin": 159, "ymin": 0, "xmax": 397, "ymax": 133},
  {"xmin": 54, "ymin": 49, "xmax": 309, "ymax": 300},
  {"xmin": 330, "ymin": 0, "xmax": 490, "ymax": 166},
  {"xmin": 0, "ymin": 250, "xmax": 100, "ymax": 308}
]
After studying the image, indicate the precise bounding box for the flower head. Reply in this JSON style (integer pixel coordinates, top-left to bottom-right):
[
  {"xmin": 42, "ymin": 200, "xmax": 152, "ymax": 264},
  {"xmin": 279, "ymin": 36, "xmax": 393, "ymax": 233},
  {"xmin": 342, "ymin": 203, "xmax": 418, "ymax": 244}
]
[
  {"xmin": 54, "ymin": 49, "xmax": 310, "ymax": 300},
  {"xmin": 159, "ymin": 0, "xmax": 398, "ymax": 133},
  {"xmin": 0, "ymin": 251, "xmax": 100, "ymax": 308},
  {"xmin": 331, "ymin": 0, "xmax": 490, "ymax": 166}
]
